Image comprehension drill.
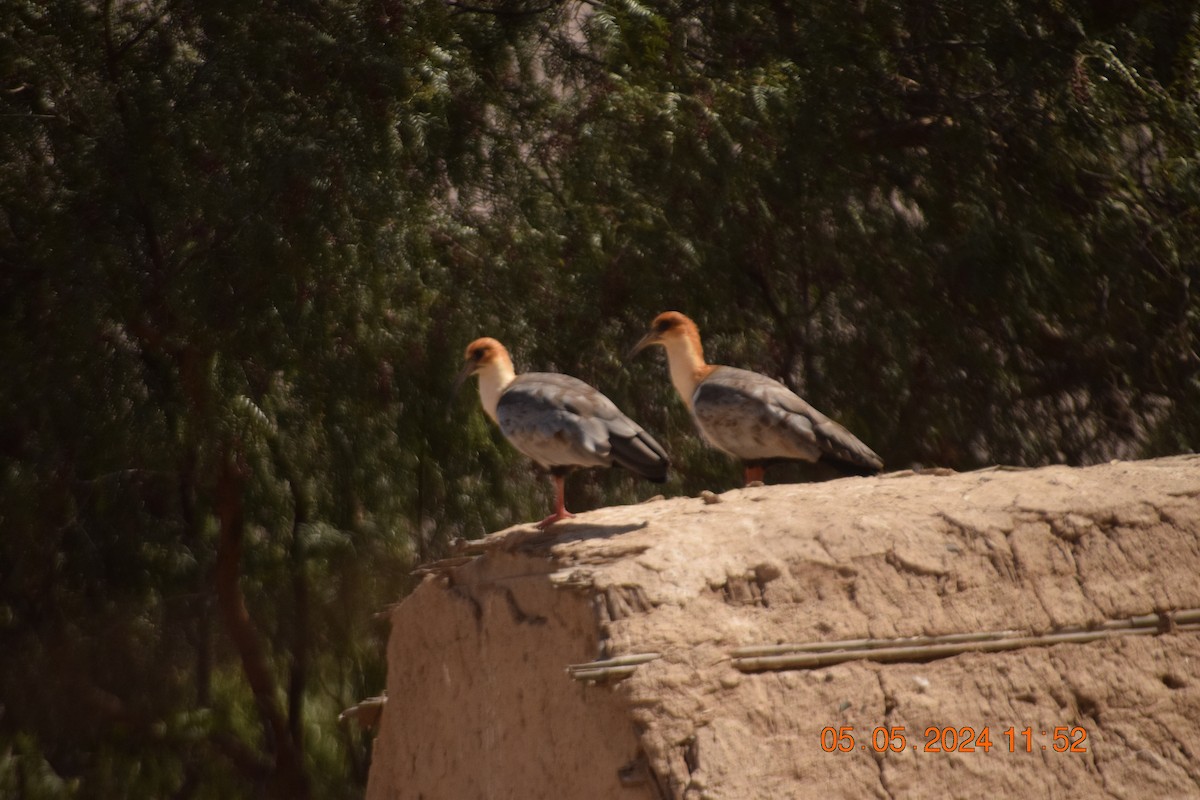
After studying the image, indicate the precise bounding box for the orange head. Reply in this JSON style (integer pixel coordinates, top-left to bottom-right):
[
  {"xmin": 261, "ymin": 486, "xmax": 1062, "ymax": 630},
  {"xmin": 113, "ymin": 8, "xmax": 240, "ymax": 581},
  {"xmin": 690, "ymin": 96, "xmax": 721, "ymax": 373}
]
[
  {"xmin": 462, "ymin": 337, "xmax": 508, "ymax": 370},
  {"xmin": 629, "ymin": 312, "xmax": 711, "ymax": 406},
  {"xmin": 629, "ymin": 311, "xmax": 704, "ymax": 359},
  {"xmin": 453, "ymin": 337, "xmax": 516, "ymax": 422}
]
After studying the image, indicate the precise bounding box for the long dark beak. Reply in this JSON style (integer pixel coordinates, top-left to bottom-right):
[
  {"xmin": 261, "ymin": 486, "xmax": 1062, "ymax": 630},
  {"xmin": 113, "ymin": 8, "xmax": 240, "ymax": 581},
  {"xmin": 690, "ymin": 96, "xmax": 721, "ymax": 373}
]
[
  {"xmin": 626, "ymin": 331, "xmax": 660, "ymax": 360},
  {"xmin": 448, "ymin": 360, "xmax": 476, "ymax": 417}
]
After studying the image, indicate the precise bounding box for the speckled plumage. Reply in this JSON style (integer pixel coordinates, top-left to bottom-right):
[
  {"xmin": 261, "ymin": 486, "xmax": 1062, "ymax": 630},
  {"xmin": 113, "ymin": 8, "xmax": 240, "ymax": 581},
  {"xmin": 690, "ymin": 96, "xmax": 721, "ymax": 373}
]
[
  {"xmin": 456, "ymin": 337, "xmax": 669, "ymax": 527},
  {"xmin": 631, "ymin": 312, "xmax": 882, "ymax": 482},
  {"xmin": 497, "ymin": 372, "xmax": 669, "ymax": 481},
  {"xmin": 690, "ymin": 366, "xmax": 882, "ymax": 473}
]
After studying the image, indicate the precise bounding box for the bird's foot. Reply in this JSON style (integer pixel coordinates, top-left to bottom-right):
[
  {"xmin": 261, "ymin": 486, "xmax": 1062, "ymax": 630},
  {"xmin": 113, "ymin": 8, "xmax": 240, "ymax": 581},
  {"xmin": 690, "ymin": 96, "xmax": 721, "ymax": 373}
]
[{"xmin": 535, "ymin": 510, "xmax": 576, "ymax": 529}]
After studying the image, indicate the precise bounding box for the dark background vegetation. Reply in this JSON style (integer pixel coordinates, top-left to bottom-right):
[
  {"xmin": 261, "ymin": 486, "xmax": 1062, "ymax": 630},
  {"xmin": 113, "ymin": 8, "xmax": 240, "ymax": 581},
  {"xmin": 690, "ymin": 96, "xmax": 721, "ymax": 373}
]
[{"xmin": 2, "ymin": 0, "xmax": 1197, "ymax": 796}]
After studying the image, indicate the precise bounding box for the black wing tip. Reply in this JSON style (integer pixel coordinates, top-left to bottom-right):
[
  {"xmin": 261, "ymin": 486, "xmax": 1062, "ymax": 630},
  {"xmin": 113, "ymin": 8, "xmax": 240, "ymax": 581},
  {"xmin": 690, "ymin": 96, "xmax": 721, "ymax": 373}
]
[
  {"xmin": 611, "ymin": 451, "xmax": 670, "ymax": 483},
  {"xmin": 619, "ymin": 456, "xmax": 670, "ymax": 483},
  {"xmin": 610, "ymin": 462, "xmax": 669, "ymax": 483},
  {"xmin": 608, "ymin": 430, "xmax": 670, "ymax": 483},
  {"xmin": 819, "ymin": 452, "xmax": 884, "ymax": 477},
  {"xmin": 643, "ymin": 466, "xmax": 670, "ymax": 483}
]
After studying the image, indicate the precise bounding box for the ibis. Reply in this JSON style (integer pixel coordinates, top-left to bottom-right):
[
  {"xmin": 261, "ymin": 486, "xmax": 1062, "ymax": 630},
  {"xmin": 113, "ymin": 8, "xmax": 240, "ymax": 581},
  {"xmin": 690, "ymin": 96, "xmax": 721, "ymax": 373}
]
[
  {"xmin": 455, "ymin": 337, "xmax": 670, "ymax": 528},
  {"xmin": 630, "ymin": 312, "xmax": 882, "ymax": 484}
]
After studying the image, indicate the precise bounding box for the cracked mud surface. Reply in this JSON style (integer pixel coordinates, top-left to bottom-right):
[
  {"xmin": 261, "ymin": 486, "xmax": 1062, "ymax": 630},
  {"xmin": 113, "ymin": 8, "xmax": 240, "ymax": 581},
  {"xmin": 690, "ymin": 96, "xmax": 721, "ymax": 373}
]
[{"xmin": 367, "ymin": 456, "xmax": 1200, "ymax": 799}]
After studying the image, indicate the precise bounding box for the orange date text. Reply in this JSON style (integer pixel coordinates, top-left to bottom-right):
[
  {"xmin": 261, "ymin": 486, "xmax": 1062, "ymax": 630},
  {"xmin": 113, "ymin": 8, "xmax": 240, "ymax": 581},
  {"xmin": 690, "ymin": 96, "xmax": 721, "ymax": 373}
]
[{"xmin": 819, "ymin": 725, "xmax": 1088, "ymax": 754}]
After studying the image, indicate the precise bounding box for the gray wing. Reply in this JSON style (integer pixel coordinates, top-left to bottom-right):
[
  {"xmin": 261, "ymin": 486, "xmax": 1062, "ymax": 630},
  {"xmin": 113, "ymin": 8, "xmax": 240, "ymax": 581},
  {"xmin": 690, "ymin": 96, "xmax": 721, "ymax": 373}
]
[
  {"xmin": 691, "ymin": 366, "xmax": 882, "ymax": 472},
  {"xmin": 497, "ymin": 373, "xmax": 669, "ymax": 481}
]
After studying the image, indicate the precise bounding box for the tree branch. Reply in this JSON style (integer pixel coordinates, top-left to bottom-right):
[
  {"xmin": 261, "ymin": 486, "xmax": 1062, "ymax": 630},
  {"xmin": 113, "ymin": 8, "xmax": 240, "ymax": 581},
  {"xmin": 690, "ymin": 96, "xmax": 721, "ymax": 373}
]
[
  {"xmin": 282, "ymin": 464, "xmax": 311, "ymax": 759},
  {"xmin": 446, "ymin": 0, "xmax": 557, "ymax": 17},
  {"xmin": 215, "ymin": 442, "xmax": 310, "ymax": 800}
]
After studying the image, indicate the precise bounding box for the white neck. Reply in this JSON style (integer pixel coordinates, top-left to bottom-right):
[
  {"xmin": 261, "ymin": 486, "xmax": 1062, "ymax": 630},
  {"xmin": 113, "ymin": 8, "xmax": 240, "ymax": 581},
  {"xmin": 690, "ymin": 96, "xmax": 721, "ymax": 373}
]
[
  {"xmin": 662, "ymin": 336, "xmax": 706, "ymax": 407},
  {"xmin": 477, "ymin": 360, "xmax": 516, "ymax": 423}
]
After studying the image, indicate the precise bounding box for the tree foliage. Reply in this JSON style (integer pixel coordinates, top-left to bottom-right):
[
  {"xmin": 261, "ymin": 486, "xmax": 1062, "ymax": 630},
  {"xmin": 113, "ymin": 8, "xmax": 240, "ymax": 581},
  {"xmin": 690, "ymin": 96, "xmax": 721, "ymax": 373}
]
[{"xmin": 1, "ymin": 0, "xmax": 1197, "ymax": 796}]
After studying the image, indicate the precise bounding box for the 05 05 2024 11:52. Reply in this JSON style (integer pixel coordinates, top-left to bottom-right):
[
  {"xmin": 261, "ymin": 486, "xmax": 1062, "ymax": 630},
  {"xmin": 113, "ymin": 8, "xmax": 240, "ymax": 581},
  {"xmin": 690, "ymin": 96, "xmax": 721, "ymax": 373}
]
[{"xmin": 819, "ymin": 725, "xmax": 1088, "ymax": 754}]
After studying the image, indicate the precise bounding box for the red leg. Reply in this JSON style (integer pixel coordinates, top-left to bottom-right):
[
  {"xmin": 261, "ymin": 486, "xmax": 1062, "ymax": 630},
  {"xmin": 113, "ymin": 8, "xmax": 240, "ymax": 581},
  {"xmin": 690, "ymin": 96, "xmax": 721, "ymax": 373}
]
[
  {"xmin": 536, "ymin": 474, "xmax": 577, "ymax": 528},
  {"xmin": 743, "ymin": 464, "xmax": 765, "ymax": 485}
]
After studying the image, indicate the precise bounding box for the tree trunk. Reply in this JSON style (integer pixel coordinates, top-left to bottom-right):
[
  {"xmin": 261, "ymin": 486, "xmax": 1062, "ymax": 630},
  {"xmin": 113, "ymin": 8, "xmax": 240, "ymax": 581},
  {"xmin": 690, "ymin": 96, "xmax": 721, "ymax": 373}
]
[{"xmin": 215, "ymin": 442, "xmax": 311, "ymax": 800}]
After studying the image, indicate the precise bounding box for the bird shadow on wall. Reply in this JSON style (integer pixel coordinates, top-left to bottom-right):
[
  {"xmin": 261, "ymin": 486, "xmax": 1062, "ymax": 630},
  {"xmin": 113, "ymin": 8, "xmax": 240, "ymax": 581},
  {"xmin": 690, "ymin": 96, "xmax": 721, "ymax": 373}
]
[{"xmin": 508, "ymin": 521, "xmax": 650, "ymax": 555}]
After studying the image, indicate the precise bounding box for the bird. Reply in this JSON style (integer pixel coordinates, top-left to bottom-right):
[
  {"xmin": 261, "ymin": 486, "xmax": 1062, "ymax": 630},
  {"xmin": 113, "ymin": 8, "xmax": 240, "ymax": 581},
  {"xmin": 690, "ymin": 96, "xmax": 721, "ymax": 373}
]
[
  {"xmin": 629, "ymin": 311, "xmax": 882, "ymax": 485},
  {"xmin": 454, "ymin": 337, "xmax": 670, "ymax": 528}
]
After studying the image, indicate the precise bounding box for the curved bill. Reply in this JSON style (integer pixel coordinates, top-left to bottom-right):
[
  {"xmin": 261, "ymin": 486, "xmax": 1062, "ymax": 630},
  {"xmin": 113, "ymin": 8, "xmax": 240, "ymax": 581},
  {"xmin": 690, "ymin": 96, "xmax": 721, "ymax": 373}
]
[
  {"xmin": 447, "ymin": 360, "xmax": 477, "ymax": 418},
  {"xmin": 626, "ymin": 331, "xmax": 660, "ymax": 361}
]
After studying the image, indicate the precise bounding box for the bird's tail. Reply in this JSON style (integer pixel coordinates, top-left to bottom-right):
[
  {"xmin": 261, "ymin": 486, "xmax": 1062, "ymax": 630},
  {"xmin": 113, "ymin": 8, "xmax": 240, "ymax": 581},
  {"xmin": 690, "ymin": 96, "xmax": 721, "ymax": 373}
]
[
  {"xmin": 610, "ymin": 431, "xmax": 670, "ymax": 483},
  {"xmin": 814, "ymin": 419, "xmax": 883, "ymax": 475},
  {"xmin": 818, "ymin": 452, "xmax": 883, "ymax": 477}
]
